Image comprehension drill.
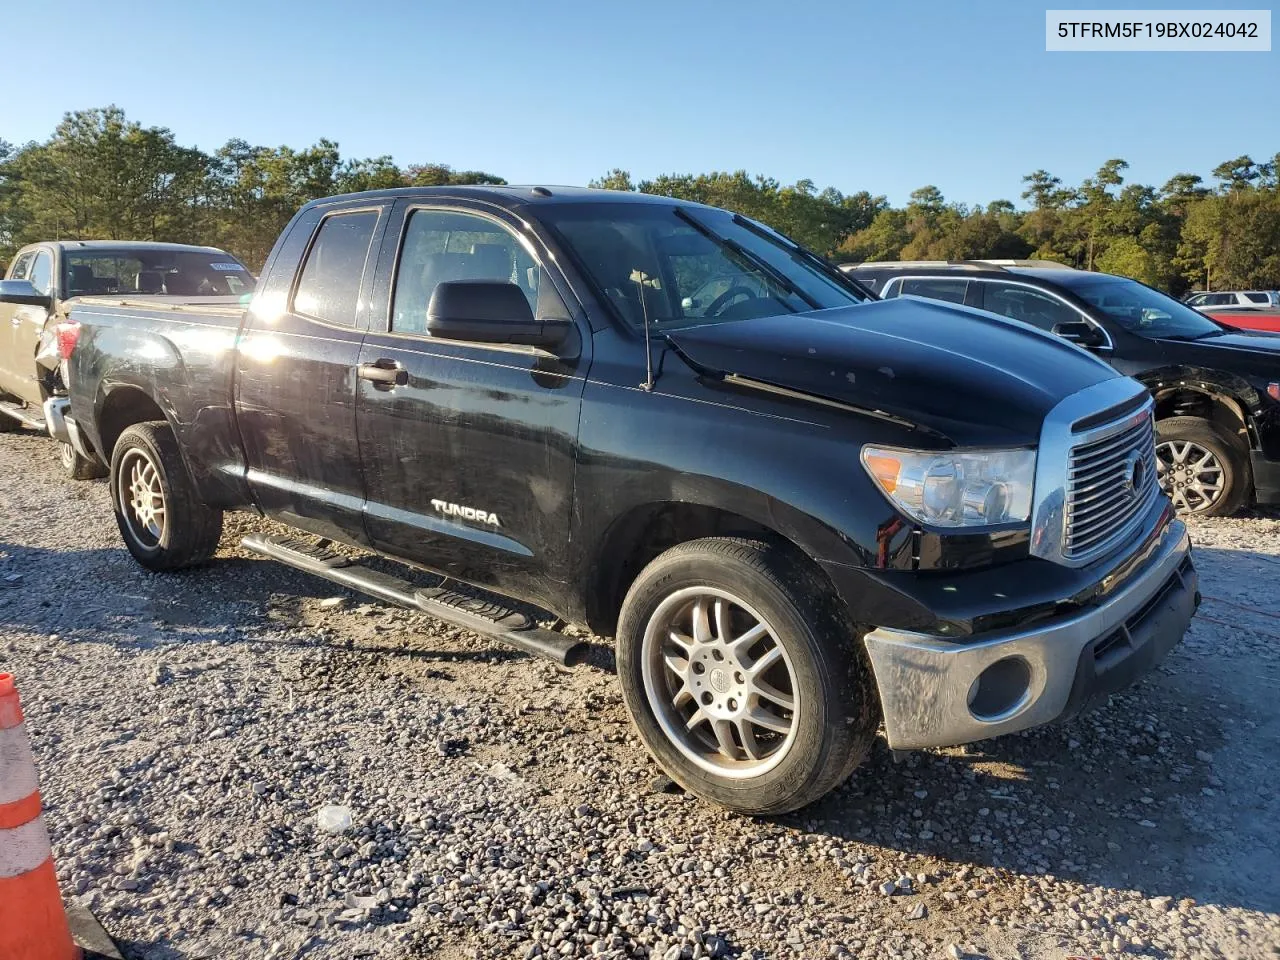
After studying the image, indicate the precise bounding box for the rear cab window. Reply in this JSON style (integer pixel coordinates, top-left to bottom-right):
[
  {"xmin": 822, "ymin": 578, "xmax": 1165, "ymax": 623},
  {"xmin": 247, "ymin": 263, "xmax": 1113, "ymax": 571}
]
[{"xmin": 64, "ymin": 250, "xmax": 256, "ymax": 298}]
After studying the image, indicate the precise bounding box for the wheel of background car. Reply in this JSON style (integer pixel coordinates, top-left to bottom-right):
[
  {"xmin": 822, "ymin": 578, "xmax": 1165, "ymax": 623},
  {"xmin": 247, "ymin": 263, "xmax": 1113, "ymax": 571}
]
[
  {"xmin": 1155, "ymin": 416, "xmax": 1249, "ymax": 517},
  {"xmin": 59, "ymin": 441, "xmax": 106, "ymax": 481},
  {"xmin": 705, "ymin": 285, "xmax": 758, "ymax": 318},
  {"xmin": 109, "ymin": 421, "xmax": 224, "ymax": 571},
  {"xmin": 615, "ymin": 536, "xmax": 880, "ymax": 815}
]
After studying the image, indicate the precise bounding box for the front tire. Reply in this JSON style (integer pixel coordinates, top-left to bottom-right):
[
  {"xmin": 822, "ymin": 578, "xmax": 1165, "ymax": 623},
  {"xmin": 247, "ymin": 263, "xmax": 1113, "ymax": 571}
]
[
  {"xmin": 1156, "ymin": 416, "xmax": 1248, "ymax": 517},
  {"xmin": 616, "ymin": 537, "xmax": 880, "ymax": 815},
  {"xmin": 109, "ymin": 421, "xmax": 224, "ymax": 571}
]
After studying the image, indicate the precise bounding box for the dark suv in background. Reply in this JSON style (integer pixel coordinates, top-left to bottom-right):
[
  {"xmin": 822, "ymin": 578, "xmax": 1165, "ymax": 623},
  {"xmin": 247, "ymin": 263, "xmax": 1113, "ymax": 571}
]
[{"xmin": 844, "ymin": 260, "xmax": 1280, "ymax": 516}]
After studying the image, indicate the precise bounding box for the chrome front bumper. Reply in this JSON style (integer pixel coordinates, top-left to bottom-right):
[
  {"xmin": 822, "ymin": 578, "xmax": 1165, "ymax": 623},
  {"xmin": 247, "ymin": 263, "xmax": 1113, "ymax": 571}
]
[{"xmin": 863, "ymin": 520, "xmax": 1195, "ymax": 750}]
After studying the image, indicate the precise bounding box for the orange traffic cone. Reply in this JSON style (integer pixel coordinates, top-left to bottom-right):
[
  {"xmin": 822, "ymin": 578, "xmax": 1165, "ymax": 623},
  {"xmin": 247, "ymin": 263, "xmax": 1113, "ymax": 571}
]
[{"xmin": 0, "ymin": 673, "xmax": 80, "ymax": 960}]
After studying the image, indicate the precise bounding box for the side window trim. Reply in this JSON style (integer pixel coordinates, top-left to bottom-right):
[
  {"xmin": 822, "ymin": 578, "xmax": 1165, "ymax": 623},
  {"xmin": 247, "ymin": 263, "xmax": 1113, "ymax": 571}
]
[{"xmin": 288, "ymin": 205, "xmax": 387, "ymax": 331}]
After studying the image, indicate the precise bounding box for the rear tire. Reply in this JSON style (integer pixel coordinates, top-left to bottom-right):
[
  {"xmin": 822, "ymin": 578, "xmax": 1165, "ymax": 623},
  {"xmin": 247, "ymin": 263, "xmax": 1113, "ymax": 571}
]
[
  {"xmin": 616, "ymin": 537, "xmax": 880, "ymax": 815},
  {"xmin": 60, "ymin": 441, "xmax": 107, "ymax": 480},
  {"xmin": 1156, "ymin": 416, "xmax": 1248, "ymax": 517},
  {"xmin": 109, "ymin": 421, "xmax": 223, "ymax": 571}
]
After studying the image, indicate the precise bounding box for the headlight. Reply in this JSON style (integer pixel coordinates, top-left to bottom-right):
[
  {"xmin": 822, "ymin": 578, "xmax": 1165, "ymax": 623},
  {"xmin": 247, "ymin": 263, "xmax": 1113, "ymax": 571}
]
[{"xmin": 861, "ymin": 446, "xmax": 1036, "ymax": 527}]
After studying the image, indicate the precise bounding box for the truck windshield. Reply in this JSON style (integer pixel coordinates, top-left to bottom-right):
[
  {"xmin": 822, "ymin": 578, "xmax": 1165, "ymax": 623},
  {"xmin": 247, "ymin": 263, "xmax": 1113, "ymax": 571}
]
[
  {"xmin": 64, "ymin": 250, "xmax": 255, "ymax": 298},
  {"xmin": 1066, "ymin": 277, "xmax": 1223, "ymax": 341},
  {"xmin": 545, "ymin": 203, "xmax": 868, "ymax": 330}
]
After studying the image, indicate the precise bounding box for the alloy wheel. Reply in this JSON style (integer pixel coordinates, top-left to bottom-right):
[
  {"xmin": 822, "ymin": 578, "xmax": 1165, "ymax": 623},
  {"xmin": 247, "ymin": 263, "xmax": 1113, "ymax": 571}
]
[
  {"xmin": 1156, "ymin": 439, "xmax": 1225, "ymax": 513},
  {"xmin": 640, "ymin": 587, "xmax": 799, "ymax": 778},
  {"xmin": 118, "ymin": 448, "xmax": 166, "ymax": 547}
]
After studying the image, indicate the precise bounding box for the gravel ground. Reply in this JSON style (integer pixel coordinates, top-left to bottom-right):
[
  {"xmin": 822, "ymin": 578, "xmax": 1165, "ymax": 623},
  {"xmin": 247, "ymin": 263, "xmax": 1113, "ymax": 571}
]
[{"xmin": 2, "ymin": 428, "xmax": 1279, "ymax": 960}]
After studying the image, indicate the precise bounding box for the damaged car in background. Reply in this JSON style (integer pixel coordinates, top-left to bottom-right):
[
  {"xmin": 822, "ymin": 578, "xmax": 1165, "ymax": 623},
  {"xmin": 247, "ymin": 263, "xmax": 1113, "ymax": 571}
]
[{"xmin": 0, "ymin": 240, "xmax": 254, "ymax": 477}]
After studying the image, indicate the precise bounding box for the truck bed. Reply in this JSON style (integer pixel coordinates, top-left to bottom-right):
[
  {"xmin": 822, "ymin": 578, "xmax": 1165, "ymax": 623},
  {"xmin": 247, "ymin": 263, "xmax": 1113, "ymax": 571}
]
[
  {"xmin": 66, "ymin": 295, "xmax": 251, "ymax": 510},
  {"xmin": 69, "ymin": 294, "xmax": 247, "ymax": 316}
]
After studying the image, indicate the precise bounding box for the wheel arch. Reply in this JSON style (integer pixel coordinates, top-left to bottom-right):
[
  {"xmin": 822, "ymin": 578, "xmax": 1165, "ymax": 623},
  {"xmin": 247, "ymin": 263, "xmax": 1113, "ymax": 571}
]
[
  {"xmin": 95, "ymin": 383, "xmax": 176, "ymax": 462},
  {"xmin": 583, "ymin": 499, "xmax": 848, "ymax": 637},
  {"xmin": 1141, "ymin": 369, "xmax": 1262, "ymax": 450}
]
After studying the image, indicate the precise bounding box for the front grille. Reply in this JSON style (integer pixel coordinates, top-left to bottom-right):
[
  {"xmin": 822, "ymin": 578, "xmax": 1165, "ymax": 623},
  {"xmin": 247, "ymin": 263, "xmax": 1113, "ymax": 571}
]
[{"xmin": 1063, "ymin": 405, "xmax": 1158, "ymax": 563}]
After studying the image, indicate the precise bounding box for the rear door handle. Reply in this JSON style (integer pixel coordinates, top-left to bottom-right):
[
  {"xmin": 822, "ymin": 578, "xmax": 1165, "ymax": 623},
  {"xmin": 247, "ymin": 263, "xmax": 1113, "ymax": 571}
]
[{"xmin": 358, "ymin": 359, "xmax": 408, "ymax": 386}]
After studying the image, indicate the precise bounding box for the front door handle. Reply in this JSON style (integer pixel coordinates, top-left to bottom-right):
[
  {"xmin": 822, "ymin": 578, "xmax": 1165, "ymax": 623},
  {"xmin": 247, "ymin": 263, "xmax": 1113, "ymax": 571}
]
[{"xmin": 358, "ymin": 359, "xmax": 408, "ymax": 386}]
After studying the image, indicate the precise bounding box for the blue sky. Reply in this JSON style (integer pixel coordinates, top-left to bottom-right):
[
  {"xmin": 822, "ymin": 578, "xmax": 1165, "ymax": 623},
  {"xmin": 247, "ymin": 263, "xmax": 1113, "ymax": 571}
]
[{"xmin": 4, "ymin": 0, "xmax": 1276, "ymax": 206}]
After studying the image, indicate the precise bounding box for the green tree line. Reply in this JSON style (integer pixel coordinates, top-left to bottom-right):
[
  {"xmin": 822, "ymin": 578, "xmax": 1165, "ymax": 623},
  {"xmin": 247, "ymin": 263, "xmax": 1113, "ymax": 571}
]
[{"xmin": 3, "ymin": 106, "xmax": 1278, "ymax": 294}]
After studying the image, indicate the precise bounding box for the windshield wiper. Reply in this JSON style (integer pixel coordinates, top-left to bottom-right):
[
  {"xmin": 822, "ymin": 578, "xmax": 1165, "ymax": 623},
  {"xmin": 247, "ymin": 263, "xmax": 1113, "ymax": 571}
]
[
  {"xmin": 674, "ymin": 208, "xmax": 821, "ymax": 311},
  {"xmin": 730, "ymin": 214, "xmax": 873, "ymax": 301}
]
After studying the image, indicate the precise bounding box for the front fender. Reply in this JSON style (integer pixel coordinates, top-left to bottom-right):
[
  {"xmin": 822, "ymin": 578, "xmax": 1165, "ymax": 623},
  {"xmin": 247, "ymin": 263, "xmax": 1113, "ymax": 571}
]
[{"xmin": 1138, "ymin": 365, "xmax": 1272, "ymax": 453}]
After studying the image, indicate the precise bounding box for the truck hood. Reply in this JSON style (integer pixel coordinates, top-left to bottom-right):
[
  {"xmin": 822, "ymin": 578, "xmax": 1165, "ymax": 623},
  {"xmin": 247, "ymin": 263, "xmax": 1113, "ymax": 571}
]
[{"xmin": 666, "ymin": 298, "xmax": 1119, "ymax": 446}]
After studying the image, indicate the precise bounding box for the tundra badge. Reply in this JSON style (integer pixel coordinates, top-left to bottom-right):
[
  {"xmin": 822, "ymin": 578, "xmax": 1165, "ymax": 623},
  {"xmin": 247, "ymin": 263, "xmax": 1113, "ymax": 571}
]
[{"xmin": 431, "ymin": 499, "xmax": 501, "ymax": 527}]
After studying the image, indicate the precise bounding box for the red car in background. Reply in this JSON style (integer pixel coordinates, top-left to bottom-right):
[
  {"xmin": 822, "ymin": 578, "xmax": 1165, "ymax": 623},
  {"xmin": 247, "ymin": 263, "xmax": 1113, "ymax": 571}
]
[{"xmin": 1204, "ymin": 308, "xmax": 1280, "ymax": 334}]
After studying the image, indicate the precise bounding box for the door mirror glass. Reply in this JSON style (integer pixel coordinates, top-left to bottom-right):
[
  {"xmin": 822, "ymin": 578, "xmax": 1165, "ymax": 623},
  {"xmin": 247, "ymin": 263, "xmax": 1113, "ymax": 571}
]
[
  {"xmin": 1052, "ymin": 320, "xmax": 1106, "ymax": 348},
  {"xmin": 0, "ymin": 279, "xmax": 52, "ymax": 308},
  {"xmin": 427, "ymin": 281, "xmax": 568, "ymax": 347}
]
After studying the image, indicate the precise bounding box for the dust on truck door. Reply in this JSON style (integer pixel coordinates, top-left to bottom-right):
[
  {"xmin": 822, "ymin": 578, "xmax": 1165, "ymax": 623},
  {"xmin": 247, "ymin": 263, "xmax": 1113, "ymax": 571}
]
[
  {"xmin": 234, "ymin": 203, "xmax": 390, "ymax": 545},
  {"xmin": 353, "ymin": 200, "xmax": 588, "ymax": 611}
]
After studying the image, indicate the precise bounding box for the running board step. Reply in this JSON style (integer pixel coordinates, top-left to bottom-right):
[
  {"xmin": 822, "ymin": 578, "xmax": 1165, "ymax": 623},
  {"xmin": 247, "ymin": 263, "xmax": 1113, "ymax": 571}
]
[
  {"xmin": 0, "ymin": 400, "xmax": 47, "ymax": 431},
  {"xmin": 240, "ymin": 533, "xmax": 584, "ymax": 666}
]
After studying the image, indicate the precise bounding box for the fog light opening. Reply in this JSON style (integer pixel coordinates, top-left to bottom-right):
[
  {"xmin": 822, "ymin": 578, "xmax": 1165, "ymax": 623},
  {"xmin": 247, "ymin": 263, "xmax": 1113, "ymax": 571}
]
[{"xmin": 967, "ymin": 656, "xmax": 1032, "ymax": 722}]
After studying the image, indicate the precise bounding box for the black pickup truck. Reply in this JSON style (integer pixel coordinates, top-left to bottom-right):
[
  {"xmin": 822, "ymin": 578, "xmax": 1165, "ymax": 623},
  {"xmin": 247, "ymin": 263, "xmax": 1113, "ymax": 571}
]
[{"xmin": 63, "ymin": 187, "xmax": 1198, "ymax": 814}]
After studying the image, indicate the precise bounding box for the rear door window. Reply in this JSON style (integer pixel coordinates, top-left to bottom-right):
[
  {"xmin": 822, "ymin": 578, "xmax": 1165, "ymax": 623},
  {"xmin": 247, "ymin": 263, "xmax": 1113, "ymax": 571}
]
[
  {"xmin": 899, "ymin": 277, "xmax": 969, "ymax": 304},
  {"xmin": 292, "ymin": 210, "xmax": 381, "ymax": 326},
  {"xmin": 1244, "ymin": 293, "xmax": 1269, "ymax": 304}
]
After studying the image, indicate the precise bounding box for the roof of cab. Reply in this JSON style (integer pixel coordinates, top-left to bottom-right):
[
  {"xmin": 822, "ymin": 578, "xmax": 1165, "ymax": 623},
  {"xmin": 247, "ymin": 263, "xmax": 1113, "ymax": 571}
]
[
  {"xmin": 304, "ymin": 185, "xmax": 717, "ymax": 211},
  {"xmin": 16, "ymin": 240, "xmax": 229, "ymax": 255}
]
